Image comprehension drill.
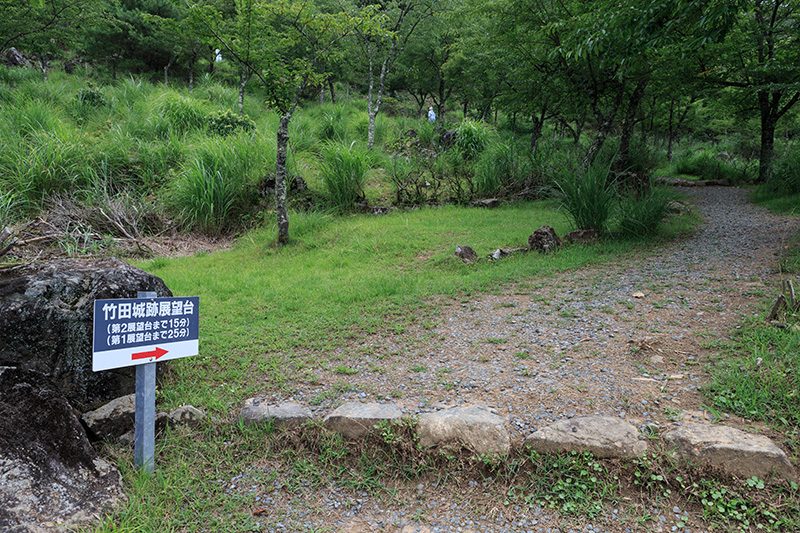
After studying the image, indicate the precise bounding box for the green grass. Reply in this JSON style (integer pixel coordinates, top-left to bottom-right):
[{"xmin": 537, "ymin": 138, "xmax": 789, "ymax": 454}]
[
  {"xmin": 705, "ymin": 317, "xmax": 800, "ymax": 433},
  {"xmin": 139, "ymin": 202, "xmax": 696, "ymax": 413},
  {"xmin": 751, "ymin": 189, "xmax": 800, "ymax": 216}
]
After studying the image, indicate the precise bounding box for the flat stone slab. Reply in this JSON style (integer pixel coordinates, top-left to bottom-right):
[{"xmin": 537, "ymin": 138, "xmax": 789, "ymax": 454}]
[
  {"xmin": 417, "ymin": 405, "xmax": 511, "ymax": 456},
  {"xmin": 525, "ymin": 416, "xmax": 647, "ymax": 459},
  {"xmin": 664, "ymin": 423, "xmax": 795, "ymax": 480},
  {"xmin": 240, "ymin": 400, "xmax": 312, "ymax": 428},
  {"xmin": 324, "ymin": 402, "xmax": 402, "ymax": 439}
]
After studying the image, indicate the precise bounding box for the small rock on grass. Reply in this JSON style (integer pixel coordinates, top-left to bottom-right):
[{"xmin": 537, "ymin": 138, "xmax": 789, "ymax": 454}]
[
  {"xmin": 525, "ymin": 415, "xmax": 647, "ymax": 459},
  {"xmin": 82, "ymin": 394, "xmax": 135, "ymax": 440},
  {"xmin": 528, "ymin": 226, "xmax": 561, "ymax": 253},
  {"xmin": 664, "ymin": 423, "xmax": 795, "ymax": 481},
  {"xmin": 564, "ymin": 229, "xmax": 599, "ymax": 244},
  {"xmin": 168, "ymin": 405, "xmax": 205, "ymax": 426},
  {"xmin": 240, "ymin": 399, "xmax": 312, "ymax": 428},
  {"xmin": 455, "ymin": 245, "xmax": 478, "ymax": 264},
  {"xmin": 417, "ymin": 405, "xmax": 511, "ymax": 456},
  {"xmin": 324, "ymin": 401, "xmax": 402, "ymax": 439}
]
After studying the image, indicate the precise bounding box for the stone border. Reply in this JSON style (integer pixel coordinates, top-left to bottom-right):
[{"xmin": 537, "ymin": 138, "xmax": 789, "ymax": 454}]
[{"xmin": 239, "ymin": 399, "xmax": 796, "ymax": 482}]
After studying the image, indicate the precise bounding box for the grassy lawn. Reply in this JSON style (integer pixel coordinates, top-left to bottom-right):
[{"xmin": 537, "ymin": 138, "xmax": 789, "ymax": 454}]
[
  {"xmin": 141, "ymin": 201, "xmax": 696, "ymax": 414},
  {"xmin": 704, "ymin": 190, "xmax": 800, "ymax": 456},
  {"xmin": 751, "ymin": 189, "xmax": 800, "ymax": 217},
  {"xmin": 87, "ymin": 201, "xmax": 699, "ymax": 531}
]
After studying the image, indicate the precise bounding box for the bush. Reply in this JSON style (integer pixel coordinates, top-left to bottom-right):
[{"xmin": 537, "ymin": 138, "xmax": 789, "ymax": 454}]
[
  {"xmin": 624, "ymin": 139, "xmax": 660, "ymax": 176},
  {"xmin": 2, "ymin": 131, "xmax": 87, "ymax": 208},
  {"xmin": 317, "ymin": 105, "xmax": 349, "ymax": 142},
  {"xmin": 319, "ymin": 142, "xmax": 369, "ymax": 211},
  {"xmin": 674, "ymin": 150, "xmax": 754, "ymax": 183},
  {"xmin": 171, "ymin": 134, "xmax": 271, "ymax": 234},
  {"xmin": 207, "ymin": 110, "xmax": 256, "ymax": 136},
  {"xmin": 151, "ymin": 92, "xmax": 210, "ymax": 136},
  {"xmin": 769, "ymin": 147, "xmax": 800, "ymax": 194},
  {"xmin": 474, "ymin": 141, "xmax": 532, "ymax": 196},
  {"xmin": 555, "ymin": 160, "xmax": 616, "ymax": 232},
  {"xmin": 617, "ymin": 187, "xmax": 671, "ymax": 237},
  {"xmin": 454, "ymin": 119, "xmax": 492, "ymax": 160},
  {"xmin": 76, "ymin": 86, "xmax": 106, "ymax": 107}
]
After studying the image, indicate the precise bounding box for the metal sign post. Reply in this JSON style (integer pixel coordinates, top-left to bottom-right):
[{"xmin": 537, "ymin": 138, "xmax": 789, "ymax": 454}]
[
  {"xmin": 92, "ymin": 293, "xmax": 200, "ymax": 474},
  {"xmin": 134, "ymin": 291, "xmax": 157, "ymax": 473}
]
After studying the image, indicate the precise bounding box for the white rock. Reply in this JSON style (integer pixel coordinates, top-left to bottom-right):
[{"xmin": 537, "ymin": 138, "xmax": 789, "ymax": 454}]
[
  {"xmin": 417, "ymin": 405, "xmax": 511, "ymax": 456},
  {"xmin": 525, "ymin": 416, "xmax": 647, "ymax": 459},
  {"xmin": 240, "ymin": 399, "xmax": 311, "ymax": 428},
  {"xmin": 664, "ymin": 423, "xmax": 795, "ymax": 480},
  {"xmin": 324, "ymin": 402, "xmax": 402, "ymax": 439}
]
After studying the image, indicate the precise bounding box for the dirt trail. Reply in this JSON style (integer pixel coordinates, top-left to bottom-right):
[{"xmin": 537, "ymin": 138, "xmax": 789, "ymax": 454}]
[
  {"xmin": 311, "ymin": 187, "xmax": 798, "ymax": 434},
  {"xmin": 257, "ymin": 187, "xmax": 800, "ymax": 531}
]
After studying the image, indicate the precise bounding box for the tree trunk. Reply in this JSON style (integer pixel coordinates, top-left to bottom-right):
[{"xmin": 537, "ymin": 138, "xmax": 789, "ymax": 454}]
[
  {"xmin": 238, "ymin": 70, "xmax": 248, "ymax": 115},
  {"xmin": 582, "ymin": 83, "xmax": 624, "ymax": 168},
  {"xmin": 188, "ymin": 47, "xmax": 198, "ymax": 91},
  {"xmin": 617, "ymin": 79, "xmax": 648, "ymax": 174},
  {"xmin": 757, "ymin": 91, "xmax": 776, "ymax": 184},
  {"xmin": 275, "ymin": 112, "xmax": 292, "ymax": 245},
  {"xmin": 667, "ymin": 97, "xmax": 676, "ymax": 161},
  {"xmin": 39, "ymin": 57, "xmax": 49, "ymax": 80},
  {"xmin": 462, "ymin": 99, "xmax": 468, "ymax": 118},
  {"xmin": 328, "ymin": 79, "xmax": 336, "ymax": 103},
  {"xmin": 367, "ymin": 56, "xmax": 376, "ymax": 148},
  {"xmin": 530, "ymin": 105, "xmax": 546, "ymax": 154}
]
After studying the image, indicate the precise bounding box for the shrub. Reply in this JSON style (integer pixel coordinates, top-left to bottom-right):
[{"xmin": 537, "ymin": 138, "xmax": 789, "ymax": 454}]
[
  {"xmin": 769, "ymin": 147, "xmax": 800, "ymax": 194},
  {"xmin": 617, "ymin": 187, "xmax": 671, "ymax": 237},
  {"xmin": 207, "ymin": 110, "xmax": 256, "ymax": 136},
  {"xmin": 316, "ymin": 105, "xmax": 349, "ymax": 142},
  {"xmin": 555, "ymin": 160, "xmax": 616, "ymax": 232},
  {"xmin": 674, "ymin": 150, "xmax": 754, "ymax": 183},
  {"xmin": 76, "ymin": 86, "xmax": 106, "ymax": 107},
  {"xmin": 624, "ymin": 139, "xmax": 660, "ymax": 176},
  {"xmin": 454, "ymin": 119, "xmax": 491, "ymax": 160},
  {"xmin": 474, "ymin": 141, "xmax": 532, "ymax": 196},
  {"xmin": 151, "ymin": 92, "xmax": 210, "ymax": 136},
  {"xmin": 319, "ymin": 142, "xmax": 369, "ymax": 211},
  {"xmin": 171, "ymin": 134, "xmax": 271, "ymax": 233},
  {"xmin": 3, "ymin": 131, "xmax": 87, "ymax": 208}
]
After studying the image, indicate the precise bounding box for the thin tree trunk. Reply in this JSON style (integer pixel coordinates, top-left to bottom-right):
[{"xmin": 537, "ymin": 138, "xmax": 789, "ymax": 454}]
[
  {"xmin": 238, "ymin": 69, "xmax": 248, "ymax": 115},
  {"xmin": 617, "ymin": 79, "xmax": 648, "ymax": 176},
  {"xmin": 188, "ymin": 44, "xmax": 198, "ymax": 91},
  {"xmin": 328, "ymin": 79, "xmax": 336, "ymax": 103},
  {"xmin": 367, "ymin": 55, "xmax": 376, "ymax": 148},
  {"xmin": 667, "ymin": 97, "xmax": 676, "ymax": 161},
  {"xmin": 275, "ymin": 112, "xmax": 292, "ymax": 245},
  {"xmin": 39, "ymin": 57, "xmax": 49, "ymax": 80},
  {"xmin": 530, "ymin": 105, "xmax": 546, "ymax": 154},
  {"xmin": 758, "ymin": 91, "xmax": 776, "ymax": 183}
]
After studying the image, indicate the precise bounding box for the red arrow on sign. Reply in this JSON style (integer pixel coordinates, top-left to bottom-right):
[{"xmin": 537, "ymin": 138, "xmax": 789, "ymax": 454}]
[{"xmin": 131, "ymin": 347, "xmax": 169, "ymax": 361}]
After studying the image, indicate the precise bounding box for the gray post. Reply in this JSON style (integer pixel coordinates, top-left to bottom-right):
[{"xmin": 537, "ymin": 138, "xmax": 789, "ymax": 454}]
[{"xmin": 134, "ymin": 291, "xmax": 158, "ymax": 473}]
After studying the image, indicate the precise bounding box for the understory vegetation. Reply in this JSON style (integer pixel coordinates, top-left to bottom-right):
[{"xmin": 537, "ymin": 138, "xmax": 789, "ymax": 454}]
[{"xmin": 97, "ymin": 419, "xmax": 800, "ymax": 531}]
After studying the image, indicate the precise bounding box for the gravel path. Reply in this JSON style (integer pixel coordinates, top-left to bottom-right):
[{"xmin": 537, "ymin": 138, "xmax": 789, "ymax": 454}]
[{"xmin": 249, "ymin": 187, "xmax": 800, "ymax": 532}]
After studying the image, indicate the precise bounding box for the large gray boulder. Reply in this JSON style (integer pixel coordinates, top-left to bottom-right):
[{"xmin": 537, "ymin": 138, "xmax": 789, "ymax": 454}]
[
  {"xmin": 0, "ymin": 259, "xmax": 171, "ymax": 411},
  {"xmin": 0, "ymin": 367, "xmax": 125, "ymax": 531},
  {"xmin": 417, "ymin": 405, "xmax": 511, "ymax": 456},
  {"xmin": 324, "ymin": 402, "xmax": 403, "ymax": 439},
  {"xmin": 525, "ymin": 416, "xmax": 647, "ymax": 459},
  {"xmin": 664, "ymin": 423, "xmax": 795, "ymax": 481}
]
